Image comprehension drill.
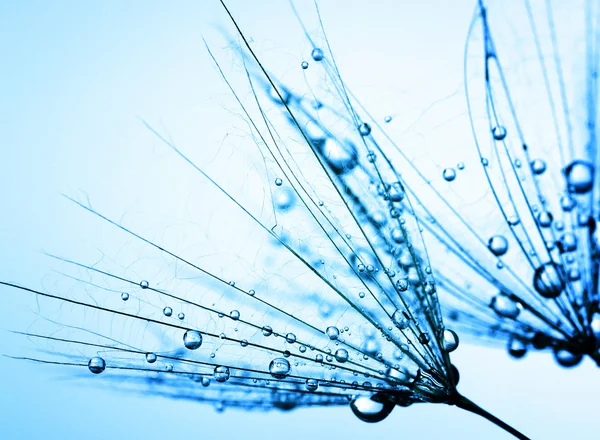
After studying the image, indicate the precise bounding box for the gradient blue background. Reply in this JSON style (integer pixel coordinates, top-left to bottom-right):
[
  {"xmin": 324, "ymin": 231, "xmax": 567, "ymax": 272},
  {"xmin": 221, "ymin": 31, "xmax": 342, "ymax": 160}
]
[{"xmin": 1, "ymin": 1, "xmax": 598, "ymax": 438}]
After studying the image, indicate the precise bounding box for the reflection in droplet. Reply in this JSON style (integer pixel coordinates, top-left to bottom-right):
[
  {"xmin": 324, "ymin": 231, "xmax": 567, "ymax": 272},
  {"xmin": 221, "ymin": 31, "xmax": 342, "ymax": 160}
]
[
  {"xmin": 88, "ymin": 357, "xmax": 106, "ymax": 374},
  {"xmin": 269, "ymin": 358, "xmax": 291, "ymax": 379}
]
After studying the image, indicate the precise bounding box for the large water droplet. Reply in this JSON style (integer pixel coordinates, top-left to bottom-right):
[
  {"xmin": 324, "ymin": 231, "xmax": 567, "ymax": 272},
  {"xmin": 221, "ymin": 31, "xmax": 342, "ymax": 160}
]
[
  {"xmin": 230, "ymin": 310, "xmax": 240, "ymax": 320},
  {"xmin": 326, "ymin": 326, "xmax": 340, "ymax": 340},
  {"xmin": 442, "ymin": 329, "xmax": 459, "ymax": 352},
  {"xmin": 490, "ymin": 293, "xmax": 521, "ymax": 319},
  {"xmin": 305, "ymin": 379, "xmax": 319, "ymax": 391},
  {"xmin": 392, "ymin": 310, "xmax": 409, "ymax": 330},
  {"xmin": 492, "ymin": 126, "xmax": 507, "ymax": 140},
  {"xmin": 350, "ymin": 395, "xmax": 395, "ymax": 423},
  {"xmin": 269, "ymin": 358, "xmax": 291, "ymax": 378},
  {"xmin": 146, "ymin": 353, "xmax": 157, "ymax": 363},
  {"xmin": 553, "ymin": 348, "xmax": 583, "ymax": 368},
  {"xmin": 214, "ymin": 366, "xmax": 230, "ymax": 382},
  {"xmin": 183, "ymin": 330, "xmax": 203, "ymax": 350},
  {"xmin": 262, "ymin": 326, "xmax": 273, "ymax": 337},
  {"xmin": 121, "ymin": 292, "xmax": 129, "ymax": 301},
  {"xmin": 564, "ymin": 160, "xmax": 594, "ymax": 193},
  {"xmin": 88, "ymin": 356, "xmax": 106, "ymax": 374},
  {"xmin": 358, "ymin": 122, "xmax": 371, "ymax": 136},
  {"xmin": 335, "ymin": 348, "xmax": 349, "ymax": 363},
  {"xmin": 442, "ymin": 168, "xmax": 456, "ymax": 182},
  {"xmin": 508, "ymin": 338, "xmax": 527, "ymax": 358},
  {"xmin": 537, "ymin": 211, "xmax": 553, "ymax": 227},
  {"xmin": 487, "ymin": 235, "xmax": 508, "ymax": 256},
  {"xmin": 163, "ymin": 307, "xmax": 172, "ymax": 317},
  {"xmin": 533, "ymin": 263, "xmax": 564, "ymax": 299},
  {"xmin": 530, "ymin": 159, "xmax": 547, "ymax": 175},
  {"xmin": 311, "ymin": 48, "xmax": 324, "ymax": 61},
  {"xmin": 285, "ymin": 333, "xmax": 297, "ymax": 343}
]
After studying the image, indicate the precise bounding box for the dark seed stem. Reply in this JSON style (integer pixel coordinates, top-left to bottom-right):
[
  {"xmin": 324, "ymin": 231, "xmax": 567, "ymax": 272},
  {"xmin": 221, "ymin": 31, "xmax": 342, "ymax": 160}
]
[{"xmin": 453, "ymin": 393, "xmax": 530, "ymax": 440}]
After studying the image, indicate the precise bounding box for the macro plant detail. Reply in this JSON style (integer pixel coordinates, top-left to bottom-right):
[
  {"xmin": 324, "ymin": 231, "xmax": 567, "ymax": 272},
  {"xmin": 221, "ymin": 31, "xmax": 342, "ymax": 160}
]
[{"xmin": 0, "ymin": 0, "xmax": 597, "ymax": 439}]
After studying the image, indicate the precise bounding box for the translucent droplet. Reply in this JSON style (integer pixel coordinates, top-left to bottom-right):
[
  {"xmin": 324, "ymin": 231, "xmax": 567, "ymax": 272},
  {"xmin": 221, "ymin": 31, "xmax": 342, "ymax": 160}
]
[
  {"xmin": 285, "ymin": 333, "xmax": 297, "ymax": 343},
  {"xmin": 537, "ymin": 211, "xmax": 553, "ymax": 227},
  {"xmin": 262, "ymin": 326, "xmax": 273, "ymax": 337},
  {"xmin": 442, "ymin": 168, "xmax": 456, "ymax": 182},
  {"xmin": 492, "ymin": 126, "xmax": 507, "ymax": 140},
  {"xmin": 392, "ymin": 310, "xmax": 409, "ymax": 330},
  {"xmin": 561, "ymin": 195, "xmax": 576, "ymax": 212},
  {"xmin": 146, "ymin": 352, "xmax": 157, "ymax": 363},
  {"xmin": 384, "ymin": 115, "xmax": 392, "ymax": 123},
  {"xmin": 240, "ymin": 339, "xmax": 249, "ymax": 347},
  {"xmin": 557, "ymin": 233, "xmax": 577, "ymax": 253},
  {"xmin": 490, "ymin": 293, "xmax": 521, "ymax": 319},
  {"xmin": 88, "ymin": 356, "xmax": 106, "ymax": 374},
  {"xmin": 311, "ymin": 48, "xmax": 324, "ymax": 61},
  {"xmin": 326, "ymin": 326, "xmax": 340, "ymax": 340},
  {"xmin": 457, "ymin": 162, "xmax": 465, "ymax": 170},
  {"xmin": 553, "ymin": 348, "xmax": 583, "ymax": 368},
  {"xmin": 139, "ymin": 280, "xmax": 149, "ymax": 289},
  {"xmin": 183, "ymin": 330, "xmax": 203, "ymax": 350},
  {"xmin": 418, "ymin": 332, "xmax": 430, "ymax": 345},
  {"xmin": 178, "ymin": 312, "xmax": 185, "ymax": 320},
  {"xmin": 301, "ymin": 60, "xmax": 309, "ymax": 69},
  {"xmin": 230, "ymin": 310, "xmax": 240, "ymax": 320},
  {"xmin": 530, "ymin": 159, "xmax": 547, "ymax": 175},
  {"xmin": 248, "ymin": 289, "xmax": 256, "ymax": 296},
  {"xmin": 305, "ymin": 379, "xmax": 319, "ymax": 391},
  {"xmin": 590, "ymin": 313, "xmax": 600, "ymax": 341},
  {"xmin": 533, "ymin": 263, "xmax": 564, "ymax": 299},
  {"xmin": 487, "ymin": 235, "xmax": 508, "ymax": 256},
  {"xmin": 269, "ymin": 357, "xmax": 291, "ymax": 379},
  {"xmin": 121, "ymin": 292, "xmax": 129, "ymax": 301},
  {"xmin": 163, "ymin": 306, "xmax": 172, "ymax": 317},
  {"xmin": 388, "ymin": 182, "xmax": 404, "ymax": 202},
  {"xmin": 441, "ymin": 329, "xmax": 459, "ymax": 352},
  {"xmin": 358, "ymin": 122, "xmax": 372, "ymax": 136},
  {"xmin": 201, "ymin": 377, "xmax": 211, "ymax": 387},
  {"xmin": 564, "ymin": 160, "xmax": 594, "ymax": 193},
  {"xmin": 508, "ymin": 338, "xmax": 527, "ymax": 359},
  {"xmin": 334, "ymin": 348, "xmax": 349, "ymax": 363},
  {"xmin": 274, "ymin": 177, "xmax": 283, "ymax": 186},
  {"xmin": 350, "ymin": 395, "xmax": 395, "ymax": 423},
  {"xmin": 214, "ymin": 366, "xmax": 230, "ymax": 383},
  {"xmin": 395, "ymin": 279, "xmax": 409, "ymax": 292}
]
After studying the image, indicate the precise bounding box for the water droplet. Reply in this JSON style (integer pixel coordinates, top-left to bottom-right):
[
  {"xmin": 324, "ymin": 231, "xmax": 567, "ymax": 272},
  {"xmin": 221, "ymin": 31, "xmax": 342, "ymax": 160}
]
[
  {"xmin": 214, "ymin": 366, "xmax": 230, "ymax": 382},
  {"xmin": 285, "ymin": 333, "xmax": 297, "ymax": 343},
  {"xmin": 487, "ymin": 235, "xmax": 508, "ymax": 256},
  {"xmin": 139, "ymin": 280, "xmax": 149, "ymax": 289},
  {"xmin": 269, "ymin": 358, "xmax": 291, "ymax": 378},
  {"xmin": 163, "ymin": 307, "xmax": 172, "ymax": 317},
  {"xmin": 564, "ymin": 160, "xmax": 594, "ymax": 193},
  {"xmin": 335, "ymin": 349, "xmax": 349, "ymax": 363},
  {"xmin": 366, "ymin": 151, "xmax": 377, "ymax": 163},
  {"xmin": 88, "ymin": 357, "xmax": 106, "ymax": 374},
  {"xmin": 183, "ymin": 330, "xmax": 203, "ymax": 350},
  {"xmin": 457, "ymin": 162, "xmax": 465, "ymax": 170},
  {"xmin": 121, "ymin": 292, "xmax": 129, "ymax": 301},
  {"xmin": 442, "ymin": 168, "xmax": 456, "ymax": 182},
  {"xmin": 201, "ymin": 377, "xmax": 211, "ymax": 387},
  {"xmin": 533, "ymin": 263, "xmax": 564, "ymax": 299},
  {"xmin": 508, "ymin": 338, "xmax": 527, "ymax": 358},
  {"xmin": 230, "ymin": 310, "xmax": 240, "ymax": 320},
  {"xmin": 262, "ymin": 326, "xmax": 273, "ymax": 337},
  {"xmin": 305, "ymin": 379, "xmax": 319, "ymax": 391},
  {"xmin": 178, "ymin": 312, "xmax": 185, "ymax": 320},
  {"xmin": 537, "ymin": 211, "xmax": 553, "ymax": 227},
  {"xmin": 311, "ymin": 48, "xmax": 324, "ymax": 61},
  {"xmin": 248, "ymin": 289, "xmax": 256, "ymax": 296},
  {"xmin": 560, "ymin": 195, "xmax": 576, "ymax": 212},
  {"xmin": 395, "ymin": 279, "xmax": 409, "ymax": 292},
  {"xmin": 240, "ymin": 339, "xmax": 249, "ymax": 347},
  {"xmin": 165, "ymin": 364, "xmax": 173, "ymax": 372},
  {"xmin": 274, "ymin": 178, "xmax": 283, "ymax": 186},
  {"xmin": 301, "ymin": 60, "xmax": 309, "ymax": 69},
  {"xmin": 590, "ymin": 313, "xmax": 600, "ymax": 341},
  {"xmin": 442, "ymin": 329, "xmax": 459, "ymax": 352},
  {"xmin": 490, "ymin": 293, "xmax": 521, "ymax": 319},
  {"xmin": 530, "ymin": 159, "xmax": 546, "ymax": 175},
  {"xmin": 358, "ymin": 122, "xmax": 372, "ymax": 136},
  {"xmin": 557, "ymin": 232, "xmax": 577, "ymax": 253},
  {"xmin": 350, "ymin": 395, "xmax": 395, "ymax": 423},
  {"xmin": 418, "ymin": 332, "xmax": 430, "ymax": 345},
  {"xmin": 146, "ymin": 353, "xmax": 157, "ymax": 363},
  {"xmin": 553, "ymin": 348, "xmax": 583, "ymax": 368},
  {"xmin": 392, "ymin": 310, "xmax": 409, "ymax": 330},
  {"xmin": 492, "ymin": 126, "xmax": 507, "ymax": 140},
  {"xmin": 326, "ymin": 326, "xmax": 340, "ymax": 340},
  {"xmin": 384, "ymin": 115, "xmax": 392, "ymax": 123}
]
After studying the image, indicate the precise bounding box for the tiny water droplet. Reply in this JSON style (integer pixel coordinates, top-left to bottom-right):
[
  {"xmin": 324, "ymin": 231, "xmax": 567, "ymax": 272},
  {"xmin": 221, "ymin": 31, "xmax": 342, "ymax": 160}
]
[
  {"xmin": 163, "ymin": 307, "xmax": 172, "ymax": 317},
  {"xmin": 492, "ymin": 126, "xmax": 507, "ymax": 140},
  {"xmin": 178, "ymin": 312, "xmax": 185, "ymax": 320},
  {"xmin": 274, "ymin": 178, "xmax": 283, "ymax": 186},
  {"xmin": 305, "ymin": 379, "xmax": 319, "ymax": 391},
  {"xmin": 530, "ymin": 159, "xmax": 546, "ymax": 175},
  {"xmin": 121, "ymin": 292, "xmax": 129, "ymax": 301},
  {"xmin": 487, "ymin": 235, "xmax": 508, "ymax": 256},
  {"xmin": 146, "ymin": 353, "xmax": 157, "ymax": 363},
  {"xmin": 311, "ymin": 48, "xmax": 324, "ymax": 61},
  {"xmin": 301, "ymin": 60, "xmax": 309, "ymax": 69},
  {"xmin": 326, "ymin": 326, "xmax": 340, "ymax": 340},
  {"xmin": 442, "ymin": 168, "xmax": 456, "ymax": 182},
  {"xmin": 139, "ymin": 280, "xmax": 149, "ymax": 289},
  {"xmin": 384, "ymin": 115, "xmax": 392, "ymax": 123}
]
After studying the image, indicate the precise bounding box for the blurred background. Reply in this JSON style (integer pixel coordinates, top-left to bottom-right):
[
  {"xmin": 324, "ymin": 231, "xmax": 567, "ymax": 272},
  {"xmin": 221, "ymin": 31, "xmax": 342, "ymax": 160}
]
[{"xmin": 0, "ymin": 1, "xmax": 597, "ymax": 438}]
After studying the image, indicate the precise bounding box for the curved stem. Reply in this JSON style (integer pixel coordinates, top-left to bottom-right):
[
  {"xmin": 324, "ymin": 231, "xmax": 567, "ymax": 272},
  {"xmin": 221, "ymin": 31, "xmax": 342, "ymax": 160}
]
[{"xmin": 452, "ymin": 393, "xmax": 531, "ymax": 440}]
